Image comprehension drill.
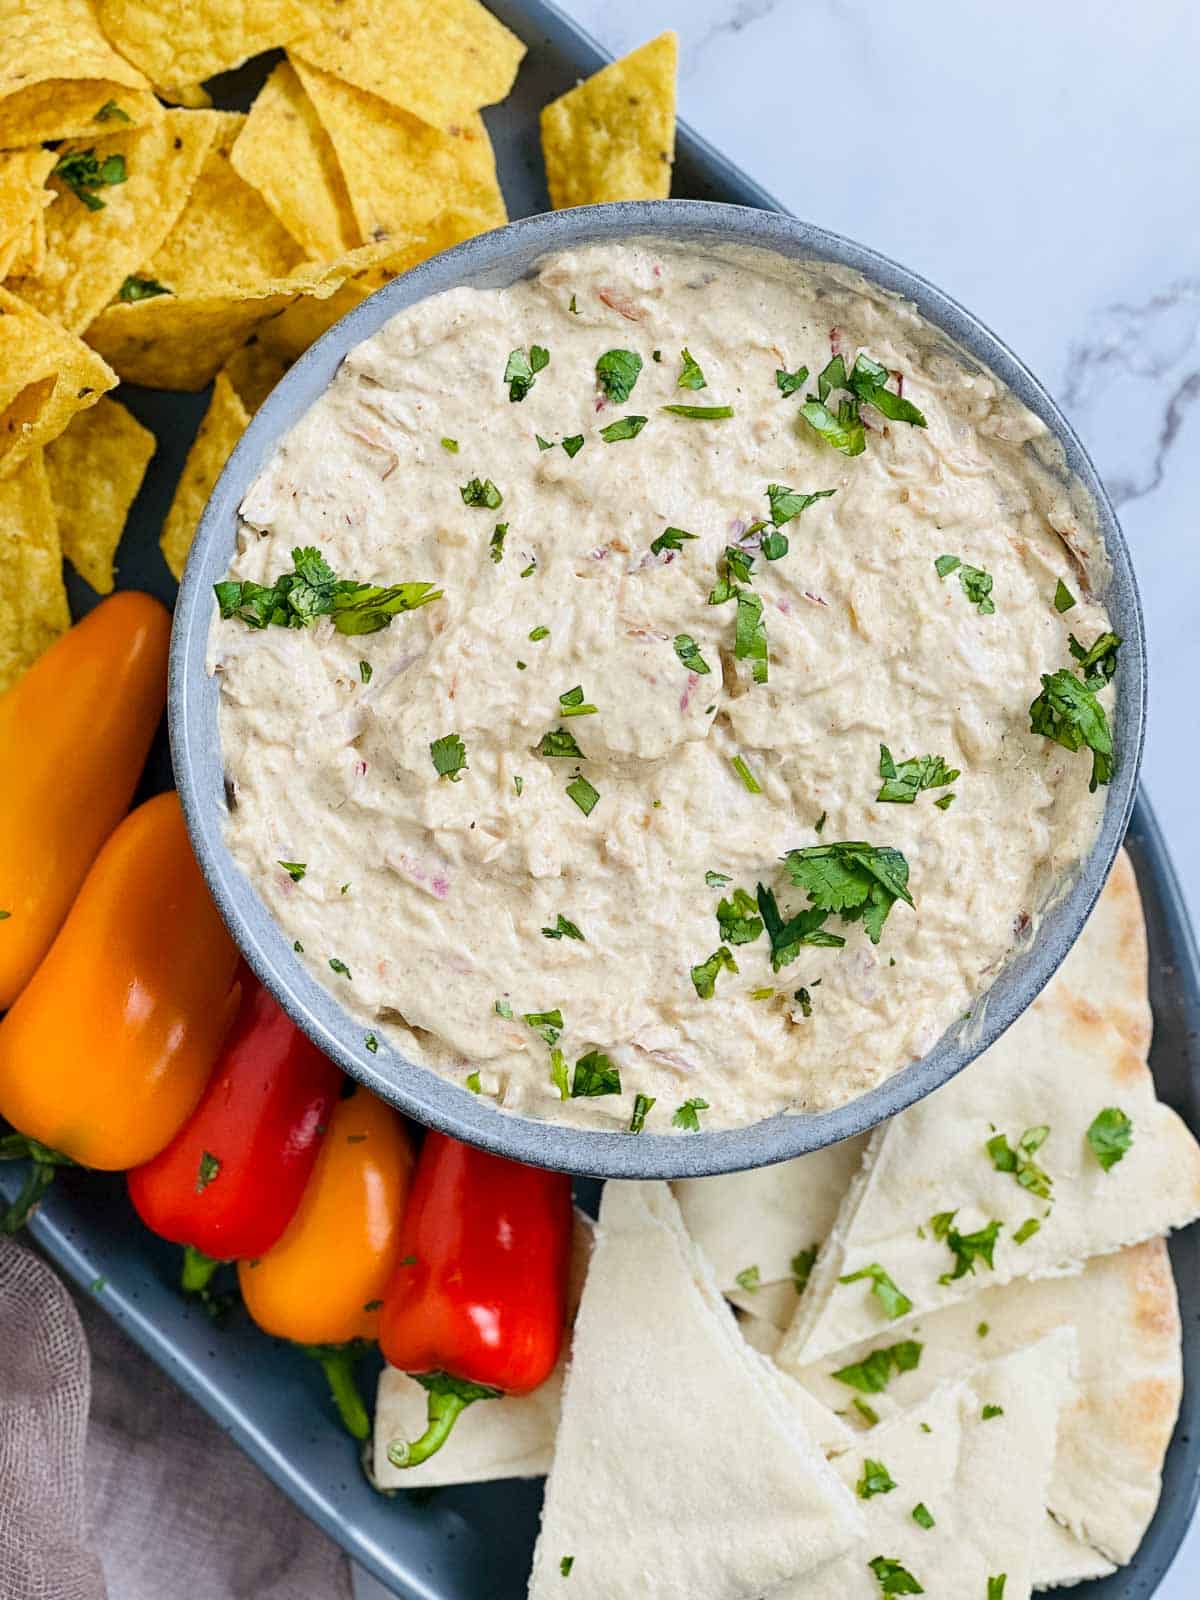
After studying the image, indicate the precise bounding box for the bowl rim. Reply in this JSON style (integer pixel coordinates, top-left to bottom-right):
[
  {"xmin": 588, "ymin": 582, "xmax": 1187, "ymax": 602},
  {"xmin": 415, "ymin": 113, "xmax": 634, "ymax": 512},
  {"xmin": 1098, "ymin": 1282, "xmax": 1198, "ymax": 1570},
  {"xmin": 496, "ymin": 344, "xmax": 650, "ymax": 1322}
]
[{"xmin": 170, "ymin": 198, "xmax": 1146, "ymax": 1179}]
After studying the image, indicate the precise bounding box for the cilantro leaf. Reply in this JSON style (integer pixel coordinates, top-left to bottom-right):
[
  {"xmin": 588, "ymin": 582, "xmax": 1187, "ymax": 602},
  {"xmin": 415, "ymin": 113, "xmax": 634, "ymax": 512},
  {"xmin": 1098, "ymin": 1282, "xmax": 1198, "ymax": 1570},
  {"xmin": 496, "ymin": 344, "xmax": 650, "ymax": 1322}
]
[
  {"xmin": 549, "ymin": 1049, "xmax": 569, "ymax": 1098},
  {"xmin": 214, "ymin": 547, "xmax": 441, "ymax": 636},
  {"xmin": 536, "ymin": 728, "xmax": 584, "ymax": 759},
  {"xmin": 651, "ymin": 526, "xmax": 697, "ymax": 555},
  {"xmin": 523, "ymin": 1009, "xmax": 564, "ymax": 1046},
  {"xmin": 673, "ymin": 633, "xmax": 711, "ymax": 674},
  {"xmin": 935, "ymin": 554, "xmax": 995, "ymax": 614},
  {"xmin": 832, "ymin": 1340, "xmax": 923, "ymax": 1395},
  {"xmin": 571, "ymin": 1050, "xmax": 620, "ymax": 1097},
  {"xmin": 1054, "ymin": 578, "xmax": 1077, "ymax": 613},
  {"xmin": 1087, "ymin": 1106, "xmax": 1133, "ymax": 1171},
  {"xmin": 441, "ymin": 437, "xmax": 459, "ymax": 452},
  {"xmin": 489, "ymin": 522, "xmax": 508, "ymax": 563},
  {"xmin": 716, "ymin": 886, "xmax": 764, "ymax": 946},
  {"xmin": 196, "ymin": 1151, "xmax": 221, "ymax": 1193},
  {"xmin": 766, "ymin": 483, "xmax": 836, "ymax": 527},
  {"xmin": 677, "ymin": 348, "xmax": 707, "ymax": 390},
  {"xmin": 1068, "ymin": 629, "xmax": 1122, "ymax": 689},
  {"xmin": 558, "ymin": 685, "xmax": 597, "ymax": 717},
  {"xmin": 877, "ymin": 745, "xmax": 960, "ymax": 805},
  {"xmin": 932, "ymin": 1213, "xmax": 1002, "ymax": 1282},
  {"xmin": 672, "ymin": 1097, "xmax": 709, "ymax": 1131},
  {"xmin": 565, "ymin": 773, "xmax": 600, "ymax": 815},
  {"xmin": 756, "ymin": 883, "xmax": 844, "ymax": 969},
  {"xmin": 791, "ymin": 1246, "xmax": 819, "ymax": 1294},
  {"xmin": 784, "ymin": 841, "xmax": 913, "ymax": 944},
  {"xmin": 867, "ymin": 1557, "xmax": 924, "ymax": 1595},
  {"xmin": 504, "ymin": 344, "xmax": 549, "ymax": 401},
  {"xmin": 799, "ymin": 397, "xmax": 866, "ymax": 456},
  {"xmin": 660, "ymin": 404, "xmax": 735, "ymax": 419},
  {"xmin": 986, "ymin": 1125, "xmax": 1053, "ymax": 1199},
  {"xmin": 846, "ymin": 354, "xmax": 927, "ymax": 426},
  {"xmin": 857, "ymin": 1459, "xmax": 897, "ymax": 1499},
  {"xmin": 599, "ymin": 415, "xmax": 647, "ymax": 443},
  {"xmin": 987, "ymin": 1579, "xmax": 1007, "ymax": 1600},
  {"xmin": 1029, "ymin": 669, "xmax": 1114, "ymax": 790},
  {"xmin": 730, "ymin": 755, "xmax": 762, "ymax": 794},
  {"xmin": 690, "ymin": 946, "xmax": 738, "ymax": 999},
  {"xmin": 277, "ymin": 860, "xmax": 306, "ymax": 881},
  {"xmin": 460, "ymin": 477, "xmax": 502, "ymax": 508},
  {"xmin": 1013, "ymin": 1218, "xmax": 1040, "ymax": 1244},
  {"xmin": 705, "ymin": 870, "xmax": 731, "ymax": 888},
  {"xmin": 629, "ymin": 1092, "xmax": 655, "ymax": 1133},
  {"xmin": 330, "ymin": 581, "xmax": 444, "ymax": 634},
  {"xmin": 53, "ymin": 147, "xmax": 127, "ymax": 210},
  {"xmin": 911, "ymin": 1504, "xmax": 935, "ymax": 1530},
  {"xmin": 118, "ymin": 274, "xmax": 168, "ymax": 301},
  {"xmin": 775, "ymin": 364, "xmax": 809, "ymax": 397},
  {"xmin": 430, "ymin": 733, "xmax": 467, "ymax": 781},
  {"xmin": 561, "ymin": 434, "xmax": 585, "ymax": 458},
  {"xmin": 839, "ymin": 1264, "xmax": 913, "ymax": 1319},
  {"xmin": 734, "ymin": 590, "xmax": 768, "ymax": 683},
  {"xmin": 542, "ymin": 914, "xmax": 584, "ymax": 941},
  {"xmin": 595, "ymin": 349, "xmax": 642, "ymax": 403},
  {"xmin": 934, "ymin": 554, "xmax": 961, "ymax": 578},
  {"xmin": 328, "ymin": 957, "xmax": 351, "ymax": 979}
]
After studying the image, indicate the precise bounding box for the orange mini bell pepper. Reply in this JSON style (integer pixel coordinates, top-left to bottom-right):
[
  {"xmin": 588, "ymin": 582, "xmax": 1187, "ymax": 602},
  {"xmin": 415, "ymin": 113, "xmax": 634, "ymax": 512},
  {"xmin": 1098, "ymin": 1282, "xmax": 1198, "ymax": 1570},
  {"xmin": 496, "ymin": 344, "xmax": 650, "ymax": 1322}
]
[
  {"xmin": 0, "ymin": 791, "xmax": 241, "ymax": 1170},
  {"xmin": 238, "ymin": 1082, "xmax": 413, "ymax": 1437},
  {"xmin": 0, "ymin": 591, "xmax": 171, "ymax": 1009}
]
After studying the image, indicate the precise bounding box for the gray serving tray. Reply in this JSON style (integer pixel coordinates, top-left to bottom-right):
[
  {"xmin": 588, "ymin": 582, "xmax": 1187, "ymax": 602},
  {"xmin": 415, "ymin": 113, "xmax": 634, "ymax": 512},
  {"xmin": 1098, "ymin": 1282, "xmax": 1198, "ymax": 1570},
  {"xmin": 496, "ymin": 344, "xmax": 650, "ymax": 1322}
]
[{"xmin": 1, "ymin": 1, "xmax": 1195, "ymax": 1595}]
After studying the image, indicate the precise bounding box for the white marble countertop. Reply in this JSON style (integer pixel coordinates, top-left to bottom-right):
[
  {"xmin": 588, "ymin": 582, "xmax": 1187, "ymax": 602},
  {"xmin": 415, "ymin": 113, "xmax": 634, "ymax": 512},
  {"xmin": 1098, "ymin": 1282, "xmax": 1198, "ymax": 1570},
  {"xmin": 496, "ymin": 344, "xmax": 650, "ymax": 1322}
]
[{"xmin": 359, "ymin": 1, "xmax": 1199, "ymax": 1594}]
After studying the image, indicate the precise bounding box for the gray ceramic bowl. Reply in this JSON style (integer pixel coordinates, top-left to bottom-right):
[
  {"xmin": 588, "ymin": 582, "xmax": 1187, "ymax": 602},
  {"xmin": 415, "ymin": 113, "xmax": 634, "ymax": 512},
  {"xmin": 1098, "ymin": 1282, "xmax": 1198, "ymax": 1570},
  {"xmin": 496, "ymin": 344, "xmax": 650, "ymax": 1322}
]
[{"xmin": 170, "ymin": 200, "xmax": 1146, "ymax": 1179}]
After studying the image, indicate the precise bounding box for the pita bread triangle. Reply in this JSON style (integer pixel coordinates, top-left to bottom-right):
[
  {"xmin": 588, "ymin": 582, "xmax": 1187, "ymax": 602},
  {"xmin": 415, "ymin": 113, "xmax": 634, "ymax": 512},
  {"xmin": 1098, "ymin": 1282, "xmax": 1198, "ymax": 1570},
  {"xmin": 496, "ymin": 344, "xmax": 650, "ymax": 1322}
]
[
  {"xmin": 779, "ymin": 1328, "xmax": 1077, "ymax": 1600},
  {"xmin": 1053, "ymin": 848, "xmax": 1152, "ymax": 1058},
  {"xmin": 527, "ymin": 1181, "xmax": 861, "ymax": 1600}
]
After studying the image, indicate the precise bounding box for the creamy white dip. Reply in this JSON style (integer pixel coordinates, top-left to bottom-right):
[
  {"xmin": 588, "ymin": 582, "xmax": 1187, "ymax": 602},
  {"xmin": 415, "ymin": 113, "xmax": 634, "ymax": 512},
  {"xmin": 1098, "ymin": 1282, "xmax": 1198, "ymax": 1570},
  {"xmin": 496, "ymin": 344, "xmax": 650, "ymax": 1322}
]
[{"xmin": 210, "ymin": 240, "xmax": 1115, "ymax": 1133}]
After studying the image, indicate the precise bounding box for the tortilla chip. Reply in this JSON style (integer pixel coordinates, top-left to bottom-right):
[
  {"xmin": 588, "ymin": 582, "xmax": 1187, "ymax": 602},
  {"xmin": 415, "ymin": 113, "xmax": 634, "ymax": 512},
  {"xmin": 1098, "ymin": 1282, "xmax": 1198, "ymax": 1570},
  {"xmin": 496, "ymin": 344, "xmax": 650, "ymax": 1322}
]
[
  {"xmin": 292, "ymin": 0, "xmax": 524, "ymax": 129},
  {"xmin": 290, "ymin": 59, "xmax": 506, "ymax": 246},
  {"xmin": 541, "ymin": 32, "xmax": 677, "ymax": 209},
  {"xmin": 0, "ymin": 453, "xmax": 69, "ymax": 692},
  {"xmin": 11, "ymin": 110, "xmax": 219, "ymax": 334},
  {"xmin": 0, "ymin": 149, "xmax": 55, "ymax": 279},
  {"xmin": 146, "ymin": 111, "xmax": 306, "ymax": 298},
  {"xmin": 229, "ymin": 60, "xmax": 359, "ymax": 261},
  {"xmin": 255, "ymin": 209, "xmax": 495, "ymax": 362},
  {"xmin": 94, "ymin": 0, "xmax": 314, "ymax": 102},
  {"xmin": 159, "ymin": 369, "xmax": 247, "ymax": 580},
  {"xmin": 0, "ymin": 286, "xmax": 116, "ymax": 478},
  {"xmin": 221, "ymin": 338, "xmax": 292, "ymax": 415},
  {"xmin": 43, "ymin": 395, "xmax": 154, "ymax": 593},
  {"xmin": 0, "ymin": 0, "xmax": 162, "ymax": 149},
  {"xmin": 85, "ymin": 238, "xmax": 393, "ymax": 389}
]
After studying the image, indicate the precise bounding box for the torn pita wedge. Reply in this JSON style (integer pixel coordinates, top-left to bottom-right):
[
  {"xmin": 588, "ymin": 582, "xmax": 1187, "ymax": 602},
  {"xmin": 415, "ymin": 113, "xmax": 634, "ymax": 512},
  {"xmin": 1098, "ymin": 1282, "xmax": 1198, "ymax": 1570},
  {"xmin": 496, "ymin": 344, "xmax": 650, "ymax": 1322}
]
[
  {"xmin": 1035, "ymin": 1514, "xmax": 1117, "ymax": 1589},
  {"xmin": 371, "ymin": 1210, "xmax": 594, "ymax": 1489},
  {"xmin": 1054, "ymin": 848, "xmax": 1151, "ymax": 1058},
  {"xmin": 789, "ymin": 1237, "xmax": 1180, "ymax": 1570},
  {"xmin": 781, "ymin": 1329, "xmax": 1078, "ymax": 1600},
  {"xmin": 527, "ymin": 1181, "xmax": 861, "ymax": 1600},
  {"xmin": 776, "ymin": 983, "xmax": 1200, "ymax": 1369},
  {"xmin": 675, "ymin": 1133, "xmax": 869, "ymax": 1326}
]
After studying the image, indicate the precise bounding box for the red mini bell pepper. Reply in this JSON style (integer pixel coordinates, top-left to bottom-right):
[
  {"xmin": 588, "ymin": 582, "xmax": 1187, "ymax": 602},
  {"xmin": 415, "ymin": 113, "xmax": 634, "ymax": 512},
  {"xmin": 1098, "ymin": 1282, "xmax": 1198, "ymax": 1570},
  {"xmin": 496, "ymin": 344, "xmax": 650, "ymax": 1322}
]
[
  {"xmin": 378, "ymin": 1131, "xmax": 573, "ymax": 1468},
  {"xmin": 126, "ymin": 971, "xmax": 343, "ymax": 1291}
]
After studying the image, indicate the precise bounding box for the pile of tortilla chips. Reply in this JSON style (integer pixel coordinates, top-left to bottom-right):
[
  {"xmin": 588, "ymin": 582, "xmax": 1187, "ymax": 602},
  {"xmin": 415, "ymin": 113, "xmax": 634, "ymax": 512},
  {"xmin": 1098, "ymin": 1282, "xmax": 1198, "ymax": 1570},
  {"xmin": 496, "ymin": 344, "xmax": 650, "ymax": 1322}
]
[{"xmin": 0, "ymin": 0, "xmax": 678, "ymax": 690}]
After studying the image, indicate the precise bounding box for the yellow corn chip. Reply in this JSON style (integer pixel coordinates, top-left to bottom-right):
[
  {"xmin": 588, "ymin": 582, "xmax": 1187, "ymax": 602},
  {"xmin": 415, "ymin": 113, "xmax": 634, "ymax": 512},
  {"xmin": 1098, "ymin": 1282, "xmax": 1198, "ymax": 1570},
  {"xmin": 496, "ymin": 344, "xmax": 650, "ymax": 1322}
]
[
  {"xmin": 94, "ymin": 0, "xmax": 314, "ymax": 103},
  {"xmin": 541, "ymin": 32, "xmax": 677, "ymax": 209},
  {"xmin": 160, "ymin": 369, "xmax": 248, "ymax": 580},
  {"xmin": 146, "ymin": 111, "xmax": 306, "ymax": 297},
  {"xmin": 0, "ymin": 150, "xmax": 55, "ymax": 279},
  {"xmin": 0, "ymin": 452, "xmax": 70, "ymax": 692},
  {"xmin": 221, "ymin": 338, "xmax": 292, "ymax": 414},
  {"xmin": 256, "ymin": 209, "xmax": 494, "ymax": 362},
  {"xmin": 0, "ymin": 0, "xmax": 162, "ymax": 149},
  {"xmin": 11, "ymin": 110, "xmax": 220, "ymax": 334},
  {"xmin": 85, "ymin": 238, "xmax": 396, "ymax": 389},
  {"xmin": 229, "ymin": 61, "xmax": 359, "ymax": 261},
  {"xmin": 291, "ymin": 59, "xmax": 507, "ymax": 245},
  {"xmin": 292, "ymin": 0, "xmax": 524, "ymax": 129},
  {"xmin": 0, "ymin": 287, "xmax": 116, "ymax": 479},
  {"xmin": 43, "ymin": 395, "xmax": 155, "ymax": 594}
]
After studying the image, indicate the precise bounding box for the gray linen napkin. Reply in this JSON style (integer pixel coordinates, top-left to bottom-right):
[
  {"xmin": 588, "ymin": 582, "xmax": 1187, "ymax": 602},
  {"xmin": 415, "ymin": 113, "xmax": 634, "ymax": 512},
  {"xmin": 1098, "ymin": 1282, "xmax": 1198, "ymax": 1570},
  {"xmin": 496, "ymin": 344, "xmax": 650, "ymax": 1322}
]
[{"xmin": 0, "ymin": 1235, "xmax": 354, "ymax": 1600}]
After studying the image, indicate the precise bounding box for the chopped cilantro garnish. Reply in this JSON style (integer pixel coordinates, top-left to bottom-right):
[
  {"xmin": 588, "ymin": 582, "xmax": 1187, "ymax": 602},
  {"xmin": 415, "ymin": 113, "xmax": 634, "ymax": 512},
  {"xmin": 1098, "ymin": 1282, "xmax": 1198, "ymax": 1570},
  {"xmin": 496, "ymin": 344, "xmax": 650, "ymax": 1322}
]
[
  {"xmin": 599, "ymin": 415, "xmax": 647, "ymax": 443},
  {"xmin": 1087, "ymin": 1106, "xmax": 1133, "ymax": 1170},
  {"xmin": 328, "ymin": 957, "xmax": 351, "ymax": 979},
  {"xmin": 784, "ymin": 841, "xmax": 913, "ymax": 945},
  {"xmin": 571, "ymin": 1050, "xmax": 621, "ymax": 1097},
  {"xmin": 800, "ymin": 396, "xmax": 866, "ymax": 456},
  {"xmin": 704, "ymin": 870, "xmax": 732, "ymax": 887},
  {"xmin": 792, "ymin": 1245, "xmax": 819, "ymax": 1294},
  {"xmin": 559, "ymin": 685, "xmax": 597, "ymax": 717},
  {"xmin": 1054, "ymin": 578, "xmax": 1077, "ymax": 613},
  {"xmin": 595, "ymin": 349, "xmax": 642, "ymax": 403},
  {"xmin": 293, "ymin": 940, "xmax": 303, "ymax": 952},
  {"xmin": 775, "ymin": 364, "xmax": 809, "ymax": 397},
  {"xmin": 977, "ymin": 1321, "xmax": 989, "ymax": 1337},
  {"xmin": 568, "ymin": 295, "xmax": 578, "ymax": 314},
  {"xmin": 857, "ymin": 1459, "xmax": 897, "ymax": 1499},
  {"xmin": 358, "ymin": 659, "xmax": 372, "ymax": 683},
  {"xmin": 513, "ymin": 775, "xmax": 524, "ymax": 794},
  {"xmin": 1029, "ymin": 668, "xmax": 1114, "ymax": 790},
  {"xmin": 196, "ymin": 1151, "xmax": 221, "ymax": 1193},
  {"xmin": 911, "ymin": 1504, "xmax": 935, "ymax": 1530},
  {"xmin": 465, "ymin": 1071, "xmax": 482, "ymax": 1094},
  {"xmin": 832, "ymin": 1340, "xmax": 923, "ymax": 1395},
  {"xmin": 560, "ymin": 1556, "xmax": 574, "ymax": 1578},
  {"xmin": 440, "ymin": 436, "xmax": 459, "ymax": 452},
  {"xmin": 799, "ymin": 353, "xmax": 925, "ymax": 456},
  {"xmin": 529, "ymin": 625, "xmax": 550, "ymax": 641},
  {"xmin": 363, "ymin": 1031, "xmax": 379, "ymax": 1055},
  {"xmin": 565, "ymin": 773, "xmax": 600, "ymax": 815},
  {"xmin": 652, "ymin": 525, "xmax": 698, "ymax": 555},
  {"xmin": 95, "ymin": 99, "xmax": 131, "ymax": 122},
  {"xmin": 814, "ymin": 811, "xmax": 827, "ymax": 834},
  {"xmin": 794, "ymin": 986, "xmax": 813, "ymax": 1016},
  {"xmin": 537, "ymin": 728, "xmax": 584, "ymax": 759},
  {"xmin": 118, "ymin": 274, "xmax": 168, "ymax": 301},
  {"xmin": 489, "ymin": 522, "xmax": 508, "ymax": 563},
  {"xmin": 672, "ymin": 1097, "xmax": 709, "ymax": 1132},
  {"xmin": 677, "ymin": 347, "xmax": 707, "ymax": 389},
  {"xmin": 504, "ymin": 344, "xmax": 549, "ymax": 401},
  {"xmin": 542, "ymin": 914, "xmax": 584, "ymax": 941},
  {"xmin": 214, "ymin": 546, "xmax": 442, "ymax": 636},
  {"xmin": 716, "ymin": 886, "xmax": 763, "ymax": 946},
  {"xmin": 460, "ymin": 477, "xmax": 502, "ymax": 508},
  {"xmin": 536, "ymin": 434, "xmax": 553, "ymax": 451},
  {"xmin": 1013, "ymin": 1218, "xmax": 1041, "ymax": 1244},
  {"xmin": 756, "ymin": 883, "xmax": 844, "ymax": 970},
  {"xmin": 523, "ymin": 1009, "xmax": 563, "ymax": 1046},
  {"xmin": 1068, "ymin": 629, "xmax": 1122, "ymax": 689},
  {"xmin": 690, "ymin": 946, "xmax": 738, "ymax": 999},
  {"xmin": 660, "ymin": 404, "xmax": 734, "ymax": 419},
  {"xmin": 839, "ymin": 1263, "xmax": 913, "ymax": 1319},
  {"xmin": 549, "ymin": 1049, "xmax": 569, "ymax": 1100},
  {"xmin": 54, "ymin": 147, "xmax": 127, "ymax": 210},
  {"xmin": 430, "ymin": 733, "xmax": 467, "ymax": 782},
  {"xmin": 935, "ymin": 554, "xmax": 995, "ymax": 614},
  {"xmin": 766, "ymin": 483, "xmax": 836, "ymax": 528},
  {"xmin": 734, "ymin": 1265, "xmax": 760, "ymax": 1292},
  {"xmin": 673, "ymin": 633, "xmax": 711, "ymax": 674},
  {"xmin": 986, "ymin": 1125, "xmax": 1052, "ymax": 1199},
  {"xmin": 277, "ymin": 860, "xmax": 306, "ymax": 881},
  {"xmin": 934, "ymin": 793, "xmax": 955, "ymax": 810},
  {"xmin": 495, "ymin": 999, "xmax": 514, "ymax": 1018},
  {"xmin": 855, "ymin": 1398, "xmax": 881, "ymax": 1427},
  {"xmin": 987, "ymin": 1579, "xmax": 1006, "ymax": 1600},
  {"xmin": 730, "ymin": 755, "xmax": 761, "ymax": 794},
  {"xmin": 561, "ymin": 434, "xmax": 585, "ymax": 458},
  {"xmin": 867, "ymin": 1556, "xmax": 924, "ymax": 1594},
  {"xmin": 877, "ymin": 745, "xmax": 960, "ymax": 805},
  {"xmin": 930, "ymin": 1213, "xmax": 1002, "ymax": 1283},
  {"xmin": 981, "ymin": 1404, "xmax": 1004, "ymax": 1420},
  {"xmin": 629, "ymin": 1092, "xmax": 655, "ymax": 1134},
  {"xmin": 734, "ymin": 590, "xmax": 768, "ymax": 683}
]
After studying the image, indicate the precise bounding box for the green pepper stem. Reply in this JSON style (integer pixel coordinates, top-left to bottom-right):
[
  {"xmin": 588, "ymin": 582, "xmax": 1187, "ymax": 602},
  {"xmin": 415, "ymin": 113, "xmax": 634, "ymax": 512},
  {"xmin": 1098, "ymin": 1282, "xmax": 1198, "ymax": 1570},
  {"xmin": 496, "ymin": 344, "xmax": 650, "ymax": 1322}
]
[
  {"xmin": 387, "ymin": 1375, "xmax": 501, "ymax": 1469},
  {"xmin": 0, "ymin": 1159, "xmax": 55, "ymax": 1235},
  {"xmin": 305, "ymin": 1345, "xmax": 370, "ymax": 1441},
  {"xmin": 181, "ymin": 1244, "xmax": 220, "ymax": 1295}
]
